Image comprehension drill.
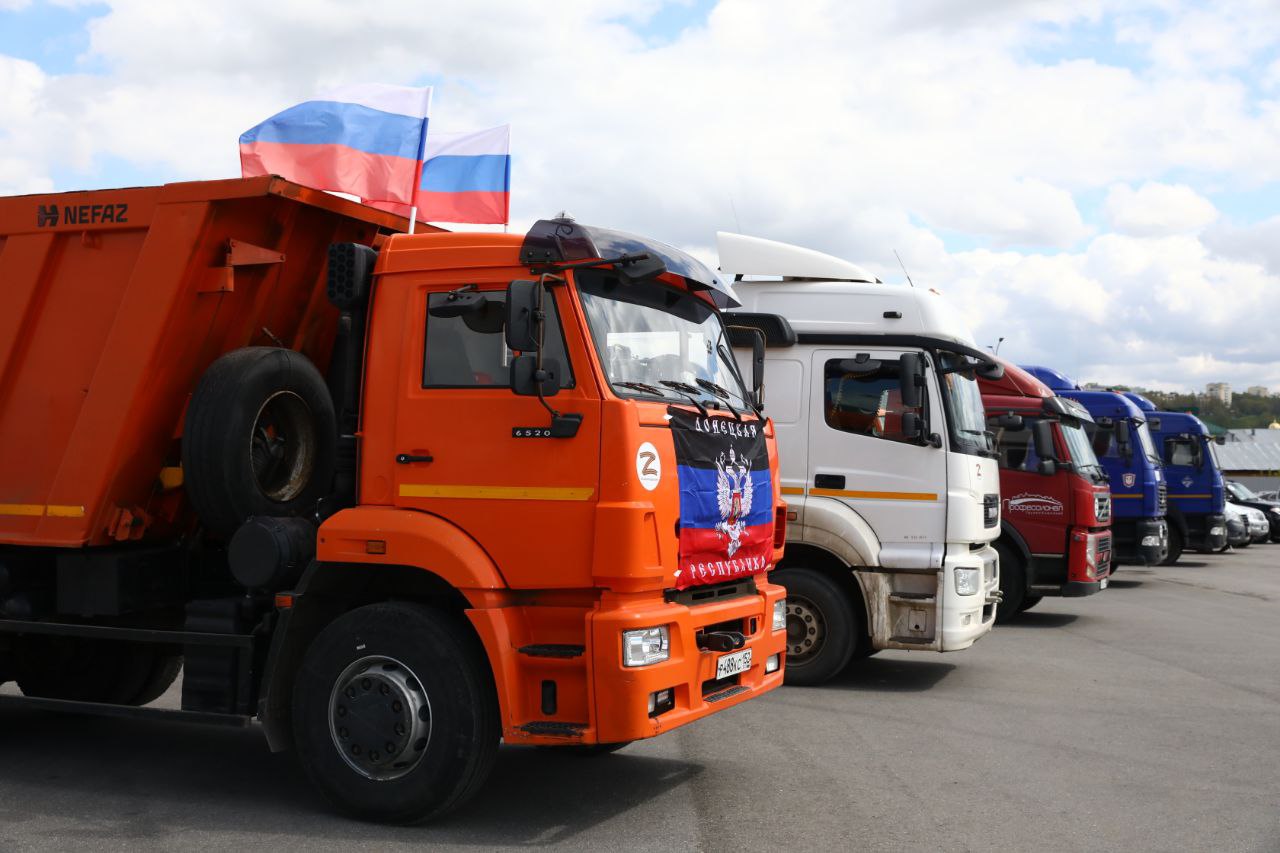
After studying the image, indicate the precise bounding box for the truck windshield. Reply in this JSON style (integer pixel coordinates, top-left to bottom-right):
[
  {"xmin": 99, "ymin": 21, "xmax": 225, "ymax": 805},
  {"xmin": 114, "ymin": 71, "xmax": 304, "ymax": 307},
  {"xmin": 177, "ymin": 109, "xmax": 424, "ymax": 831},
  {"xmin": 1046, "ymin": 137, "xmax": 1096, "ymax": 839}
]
[
  {"xmin": 936, "ymin": 353, "xmax": 993, "ymax": 458},
  {"xmin": 575, "ymin": 269, "xmax": 751, "ymax": 411},
  {"xmin": 1060, "ymin": 418, "xmax": 1105, "ymax": 480},
  {"xmin": 1205, "ymin": 437, "xmax": 1222, "ymax": 470}
]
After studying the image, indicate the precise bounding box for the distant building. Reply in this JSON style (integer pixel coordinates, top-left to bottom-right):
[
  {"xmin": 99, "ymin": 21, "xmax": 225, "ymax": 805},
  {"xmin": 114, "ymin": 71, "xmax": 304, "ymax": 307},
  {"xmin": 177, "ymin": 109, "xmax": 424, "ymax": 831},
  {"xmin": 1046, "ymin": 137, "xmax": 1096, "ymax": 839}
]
[
  {"xmin": 1245, "ymin": 385, "xmax": 1269, "ymax": 397},
  {"xmin": 1205, "ymin": 382, "xmax": 1232, "ymax": 406}
]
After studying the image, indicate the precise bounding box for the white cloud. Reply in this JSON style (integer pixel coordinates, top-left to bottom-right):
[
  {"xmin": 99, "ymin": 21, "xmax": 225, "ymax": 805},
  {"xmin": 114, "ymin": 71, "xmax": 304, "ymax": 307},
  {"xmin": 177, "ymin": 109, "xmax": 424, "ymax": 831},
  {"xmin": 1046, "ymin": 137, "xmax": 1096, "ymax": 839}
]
[
  {"xmin": 3, "ymin": 0, "xmax": 1279, "ymax": 390},
  {"xmin": 1103, "ymin": 182, "xmax": 1219, "ymax": 236}
]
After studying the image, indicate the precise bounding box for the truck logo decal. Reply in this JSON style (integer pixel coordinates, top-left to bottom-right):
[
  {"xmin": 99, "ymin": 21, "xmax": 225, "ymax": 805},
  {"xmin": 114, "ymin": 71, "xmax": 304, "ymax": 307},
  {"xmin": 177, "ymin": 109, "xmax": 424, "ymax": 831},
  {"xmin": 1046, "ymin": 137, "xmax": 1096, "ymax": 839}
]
[
  {"xmin": 669, "ymin": 408, "xmax": 773, "ymax": 589},
  {"xmin": 1182, "ymin": 475, "xmax": 1194, "ymax": 488},
  {"xmin": 1123, "ymin": 473, "xmax": 1136, "ymax": 487},
  {"xmin": 1005, "ymin": 493, "xmax": 1064, "ymax": 515},
  {"xmin": 635, "ymin": 441, "xmax": 661, "ymax": 491},
  {"xmin": 35, "ymin": 202, "xmax": 129, "ymax": 227}
]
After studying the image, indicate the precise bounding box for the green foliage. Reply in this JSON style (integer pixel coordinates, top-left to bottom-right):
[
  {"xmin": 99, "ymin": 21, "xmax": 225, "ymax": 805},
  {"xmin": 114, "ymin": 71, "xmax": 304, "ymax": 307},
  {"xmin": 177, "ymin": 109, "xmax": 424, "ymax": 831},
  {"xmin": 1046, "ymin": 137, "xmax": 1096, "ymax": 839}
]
[{"xmin": 1143, "ymin": 390, "xmax": 1280, "ymax": 429}]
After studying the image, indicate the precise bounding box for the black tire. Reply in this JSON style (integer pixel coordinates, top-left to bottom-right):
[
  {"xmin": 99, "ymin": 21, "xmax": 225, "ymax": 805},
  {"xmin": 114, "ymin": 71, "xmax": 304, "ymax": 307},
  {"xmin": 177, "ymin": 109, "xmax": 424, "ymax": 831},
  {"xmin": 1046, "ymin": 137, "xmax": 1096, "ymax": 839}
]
[
  {"xmin": 994, "ymin": 541, "xmax": 1026, "ymax": 623},
  {"xmin": 771, "ymin": 568, "xmax": 855, "ymax": 686},
  {"xmin": 183, "ymin": 347, "xmax": 336, "ymax": 539},
  {"xmin": 129, "ymin": 653, "xmax": 183, "ymax": 706},
  {"xmin": 1018, "ymin": 594, "xmax": 1043, "ymax": 613},
  {"xmin": 292, "ymin": 602, "xmax": 500, "ymax": 824},
  {"xmin": 1162, "ymin": 525, "xmax": 1184, "ymax": 565},
  {"xmin": 14, "ymin": 638, "xmax": 174, "ymax": 705}
]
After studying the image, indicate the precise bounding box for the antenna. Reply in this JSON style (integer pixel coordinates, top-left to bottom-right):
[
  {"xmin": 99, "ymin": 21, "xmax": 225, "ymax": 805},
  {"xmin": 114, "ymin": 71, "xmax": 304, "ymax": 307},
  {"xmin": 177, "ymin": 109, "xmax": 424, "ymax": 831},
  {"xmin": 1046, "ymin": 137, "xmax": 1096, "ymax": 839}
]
[
  {"xmin": 894, "ymin": 249, "xmax": 915, "ymax": 287},
  {"xmin": 993, "ymin": 336, "xmax": 1005, "ymax": 355},
  {"xmin": 729, "ymin": 196, "xmax": 742, "ymax": 233}
]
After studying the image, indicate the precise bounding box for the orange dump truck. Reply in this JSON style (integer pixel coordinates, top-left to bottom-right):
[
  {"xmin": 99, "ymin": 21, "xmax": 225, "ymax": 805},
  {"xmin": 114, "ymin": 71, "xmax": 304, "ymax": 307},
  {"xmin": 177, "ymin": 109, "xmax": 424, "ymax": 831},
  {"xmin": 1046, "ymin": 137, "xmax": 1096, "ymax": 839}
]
[{"xmin": 0, "ymin": 177, "xmax": 788, "ymax": 822}]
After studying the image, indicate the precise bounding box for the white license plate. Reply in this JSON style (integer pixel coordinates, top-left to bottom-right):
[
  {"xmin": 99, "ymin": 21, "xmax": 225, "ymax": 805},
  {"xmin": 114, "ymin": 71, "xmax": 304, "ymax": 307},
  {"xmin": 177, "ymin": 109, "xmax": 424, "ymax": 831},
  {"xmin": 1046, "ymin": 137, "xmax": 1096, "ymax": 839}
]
[
  {"xmin": 715, "ymin": 648, "xmax": 752, "ymax": 680},
  {"xmin": 1100, "ymin": 577, "xmax": 1109, "ymax": 589}
]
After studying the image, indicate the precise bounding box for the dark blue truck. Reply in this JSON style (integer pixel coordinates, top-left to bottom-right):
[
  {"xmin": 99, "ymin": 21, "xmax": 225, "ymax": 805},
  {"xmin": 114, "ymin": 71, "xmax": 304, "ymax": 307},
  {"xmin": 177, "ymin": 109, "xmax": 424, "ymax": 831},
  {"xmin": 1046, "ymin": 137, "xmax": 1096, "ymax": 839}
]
[
  {"xmin": 1122, "ymin": 393, "xmax": 1227, "ymax": 562},
  {"xmin": 1023, "ymin": 366, "xmax": 1169, "ymax": 566}
]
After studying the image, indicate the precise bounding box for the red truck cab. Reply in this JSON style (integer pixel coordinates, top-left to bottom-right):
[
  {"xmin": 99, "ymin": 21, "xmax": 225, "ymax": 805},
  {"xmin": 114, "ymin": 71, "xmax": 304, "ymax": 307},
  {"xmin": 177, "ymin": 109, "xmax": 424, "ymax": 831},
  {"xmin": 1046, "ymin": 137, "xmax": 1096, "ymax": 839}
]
[{"xmin": 980, "ymin": 360, "xmax": 1112, "ymax": 621}]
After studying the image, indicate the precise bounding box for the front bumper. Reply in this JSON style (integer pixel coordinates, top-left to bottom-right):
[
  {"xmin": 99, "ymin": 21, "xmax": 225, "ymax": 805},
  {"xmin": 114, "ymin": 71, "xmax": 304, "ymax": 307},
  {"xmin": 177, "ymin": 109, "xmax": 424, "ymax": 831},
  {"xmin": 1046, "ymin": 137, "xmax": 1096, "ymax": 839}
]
[
  {"xmin": 588, "ymin": 580, "xmax": 786, "ymax": 744},
  {"xmin": 1061, "ymin": 579, "xmax": 1106, "ymax": 597},
  {"xmin": 1226, "ymin": 518, "xmax": 1249, "ymax": 547},
  {"xmin": 1189, "ymin": 513, "xmax": 1227, "ymax": 553},
  {"xmin": 1113, "ymin": 517, "xmax": 1168, "ymax": 566},
  {"xmin": 940, "ymin": 544, "xmax": 999, "ymax": 652}
]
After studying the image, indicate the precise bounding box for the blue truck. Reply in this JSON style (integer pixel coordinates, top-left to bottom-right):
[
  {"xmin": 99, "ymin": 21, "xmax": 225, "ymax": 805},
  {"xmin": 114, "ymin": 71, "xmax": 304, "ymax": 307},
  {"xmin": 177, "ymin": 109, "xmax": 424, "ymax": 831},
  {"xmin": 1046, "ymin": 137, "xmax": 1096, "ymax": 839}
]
[
  {"xmin": 1122, "ymin": 393, "xmax": 1227, "ymax": 562},
  {"xmin": 1023, "ymin": 366, "xmax": 1169, "ymax": 566}
]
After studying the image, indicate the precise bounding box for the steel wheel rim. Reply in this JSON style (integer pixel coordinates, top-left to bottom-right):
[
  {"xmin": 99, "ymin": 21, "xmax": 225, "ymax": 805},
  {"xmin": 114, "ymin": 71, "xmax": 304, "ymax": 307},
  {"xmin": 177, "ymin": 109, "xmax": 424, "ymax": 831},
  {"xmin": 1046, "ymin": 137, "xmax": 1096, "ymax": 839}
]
[
  {"xmin": 785, "ymin": 595, "xmax": 826, "ymax": 666},
  {"xmin": 249, "ymin": 390, "xmax": 316, "ymax": 502},
  {"xmin": 328, "ymin": 655, "xmax": 432, "ymax": 781}
]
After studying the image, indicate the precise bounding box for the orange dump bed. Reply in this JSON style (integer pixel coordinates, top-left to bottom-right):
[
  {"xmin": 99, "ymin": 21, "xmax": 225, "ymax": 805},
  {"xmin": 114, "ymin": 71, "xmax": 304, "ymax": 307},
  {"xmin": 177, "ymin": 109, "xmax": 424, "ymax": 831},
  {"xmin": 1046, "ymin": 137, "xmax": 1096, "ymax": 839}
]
[{"xmin": 0, "ymin": 177, "xmax": 427, "ymax": 548}]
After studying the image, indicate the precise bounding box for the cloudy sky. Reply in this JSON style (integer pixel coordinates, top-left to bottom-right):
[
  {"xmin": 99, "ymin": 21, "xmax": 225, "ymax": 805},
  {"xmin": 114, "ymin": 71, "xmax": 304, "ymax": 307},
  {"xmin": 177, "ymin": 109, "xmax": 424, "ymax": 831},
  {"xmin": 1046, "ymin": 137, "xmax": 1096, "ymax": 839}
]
[{"xmin": 3, "ymin": 0, "xmax": 1278, "ymax": 391}]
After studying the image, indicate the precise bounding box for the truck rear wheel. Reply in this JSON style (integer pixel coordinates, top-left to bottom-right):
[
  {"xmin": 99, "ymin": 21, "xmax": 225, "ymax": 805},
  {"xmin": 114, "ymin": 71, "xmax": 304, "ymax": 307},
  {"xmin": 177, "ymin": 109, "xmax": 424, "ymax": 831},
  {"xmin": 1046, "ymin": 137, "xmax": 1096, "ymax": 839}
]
[
  {"xmin": 1162, "ymin": 526, "xmax": 1184, "ymax": 565},
  {"xmin": 994, "ymin": 542, "xmax": 1025, "ymax": 623},
  {"xmin": 14, "ymin": 638, "xmax": 181, "ymax": 705},
  {"xmin": 292, "ymin": 602, "xmax": 499, "ymax": 824},
  {"xmin": 183, "ymin": 347, "xmax": 336, "ymax": 539},
  {"xmin": 771, "ymin": 568, "xmax": 855, "ymax": 686}
]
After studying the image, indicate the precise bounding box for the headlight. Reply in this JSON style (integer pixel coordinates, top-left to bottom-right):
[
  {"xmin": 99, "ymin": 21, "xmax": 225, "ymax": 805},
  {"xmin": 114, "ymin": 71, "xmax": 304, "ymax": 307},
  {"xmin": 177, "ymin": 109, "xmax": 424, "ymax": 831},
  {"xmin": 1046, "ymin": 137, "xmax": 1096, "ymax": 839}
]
[
  {"xmin": 772, "ymin": 599, "xmax": 787, "ymax": 632},
  {"xmin": 622, "ymin": 626, "xmax": 670, "ymax": 667},
  {"xmin": 1270, "ymin": 507, "xmax": 1280, "ymax": 518},
  {"xmin": 955, "ymin": 567, "xmax": 980, "ymax": 596}
]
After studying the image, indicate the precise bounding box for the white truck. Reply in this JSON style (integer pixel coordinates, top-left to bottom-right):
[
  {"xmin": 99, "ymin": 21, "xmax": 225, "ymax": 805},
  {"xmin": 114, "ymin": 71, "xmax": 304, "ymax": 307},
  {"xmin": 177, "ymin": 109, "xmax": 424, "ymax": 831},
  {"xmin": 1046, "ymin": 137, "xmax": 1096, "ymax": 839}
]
[{"xmin": 721, "ymin": 233, "xmax": 1002, "ymax": 685}]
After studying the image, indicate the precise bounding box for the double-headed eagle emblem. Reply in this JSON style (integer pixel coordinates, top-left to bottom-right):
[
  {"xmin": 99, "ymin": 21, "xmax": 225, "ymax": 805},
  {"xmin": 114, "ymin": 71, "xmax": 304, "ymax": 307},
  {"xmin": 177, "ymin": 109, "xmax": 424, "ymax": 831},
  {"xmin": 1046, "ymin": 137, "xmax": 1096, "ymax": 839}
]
[{"xmin": 715, "ymin": 446, "xmax": 754, "ymax": 557}]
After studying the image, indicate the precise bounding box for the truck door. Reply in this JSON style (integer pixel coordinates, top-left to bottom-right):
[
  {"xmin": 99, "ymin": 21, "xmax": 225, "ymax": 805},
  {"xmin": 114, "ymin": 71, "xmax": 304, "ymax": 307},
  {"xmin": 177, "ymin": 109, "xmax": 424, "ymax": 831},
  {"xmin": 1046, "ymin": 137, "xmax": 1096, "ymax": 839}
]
[
  {"xmin": 389, "ymin": 283, "xmax": 602, "ymax": 589},
  {"xmin": 808, "ymin": 349, "xmax": 947, "ymax": 566},
  {"xmin": 991, "ymin": 415, "xmax": 1073, "ymax": 561}
]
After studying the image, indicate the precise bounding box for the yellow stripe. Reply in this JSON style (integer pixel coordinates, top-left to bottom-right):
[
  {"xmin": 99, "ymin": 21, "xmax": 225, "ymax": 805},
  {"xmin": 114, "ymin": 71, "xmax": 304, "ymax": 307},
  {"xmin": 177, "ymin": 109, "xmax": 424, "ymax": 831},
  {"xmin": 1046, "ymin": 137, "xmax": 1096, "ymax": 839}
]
[
  {"xmin": 809, "ymin": 487, "xmax": 938, "ymax": 502},
  {"xmin": 0, "ymin": 503, "xmax": 45, "ymax": 517},
  {"xmin": 1110, "ymin": 493, "xmax": 1142, "ymax": 499},
  {"xmin": 1169, "ymin": 494, "xmax": 1212, "ymax": 499},
  {"xmin": 0, "ymin": 504, "xmax": 84, "ymax": 518},
  {"xmin": 780, "ymin": 486, "xmax": 806, "ymax": 496},
  {"xmin": 399, "ymin": 484, "xmax": 595, "ymax": 501}
]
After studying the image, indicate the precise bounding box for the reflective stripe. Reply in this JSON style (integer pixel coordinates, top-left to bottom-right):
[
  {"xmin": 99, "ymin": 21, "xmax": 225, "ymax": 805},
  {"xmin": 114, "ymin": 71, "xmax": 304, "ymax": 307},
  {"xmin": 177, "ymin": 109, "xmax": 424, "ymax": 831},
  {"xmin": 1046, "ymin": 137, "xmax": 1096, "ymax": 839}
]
[
  {"xmin": 809, "ymin": 487, "xmax": 938, "ymax": 502},
  {"xmin": 780, "ymin": 486, "xmax": 806, "ymax": 496},
  {"xmin": 0, "ymin": 504, "xmax": 85, "ymax": 517},
  {"xmin": 1168, "ymin": 494, "xmax": 1212, "ymax": 499},
  {"xmin": 399, "ymin": 484, "xmax": 594, "ymax": 501}
]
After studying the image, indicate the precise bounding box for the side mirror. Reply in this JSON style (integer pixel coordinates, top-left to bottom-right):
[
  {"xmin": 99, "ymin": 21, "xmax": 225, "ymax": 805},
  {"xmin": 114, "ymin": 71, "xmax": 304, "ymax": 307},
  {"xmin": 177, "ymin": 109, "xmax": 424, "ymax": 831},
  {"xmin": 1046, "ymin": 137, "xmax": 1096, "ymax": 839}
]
[
  {"xmin": 1032, "ymin": 418, "xmax": 1057, "ymax": 464},
  {"xmin": 617, "ymin": 253, "xmax": 667, "ymax": 284},
  {"xmin": 898, "ymin": 352, "xmax": 926, "ymax": 409},
  {"xmin": 995, "ymin": 413, "xmax": 1024, "ymax": 430},
  {"xmin": 505, "ymin": 280, "xmax": 541, "ymax": 352},
  {"xmin": 1037, "ymin": 458, "xmax": 1058, "ymax": 476},
  {"xmin": 511, "ymin": 355, "xmax": 562, "ymax": 397},
  {"xmin": 745, "ymin": 327, "xmax": 766, "ymax": 408},
  {"xmin": 976, "ymin": 360, "xmax": 1005, "ymax": 381}
]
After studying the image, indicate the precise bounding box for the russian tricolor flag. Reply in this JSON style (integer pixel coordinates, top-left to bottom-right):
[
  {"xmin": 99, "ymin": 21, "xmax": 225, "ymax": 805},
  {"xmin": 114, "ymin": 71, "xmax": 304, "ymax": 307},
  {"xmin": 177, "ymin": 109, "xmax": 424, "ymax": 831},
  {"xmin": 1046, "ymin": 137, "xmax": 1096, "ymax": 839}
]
[
  {"xmin": 367, "ymin": 125, "xmax": 512, "ymax": 225},
  {"xmin": 239, "ymin": 84, "xmax": 432, "ymax": 205}
]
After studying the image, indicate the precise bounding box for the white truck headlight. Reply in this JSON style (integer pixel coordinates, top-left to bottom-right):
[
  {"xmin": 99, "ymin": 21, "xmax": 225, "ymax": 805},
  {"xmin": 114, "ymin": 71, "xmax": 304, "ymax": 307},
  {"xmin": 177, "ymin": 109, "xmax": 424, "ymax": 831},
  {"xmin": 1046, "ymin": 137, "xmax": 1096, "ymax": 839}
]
[
  {"xmin": 772, "ymin": 599, "xmax": 787, "ymax": 632},
  {"xmin": 955, "ymin": 567, "xmax": 980, "ymax": 596},
  {"xmin": 622, "ymin": 626, "xmax": 670, "ymax": 667}
]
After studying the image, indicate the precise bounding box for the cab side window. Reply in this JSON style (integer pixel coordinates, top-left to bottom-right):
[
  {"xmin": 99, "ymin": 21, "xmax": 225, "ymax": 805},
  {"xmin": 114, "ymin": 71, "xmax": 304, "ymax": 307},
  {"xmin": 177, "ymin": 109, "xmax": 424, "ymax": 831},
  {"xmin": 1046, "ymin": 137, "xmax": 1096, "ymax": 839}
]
[
  {"xmin": 1084, "ymin": 422, "xmax": 1116, "ymax": 458},
  {"xmin": 422, "ymin": 291, "xmax": 574, "ymax": 388},
  {"xmin": 987, "ymin": 415, "xmax": 1042, "ymax": 472},
  {"xmin": 823, "ymin": 358, "xmax": 921, "ymax": 444},
  {"xmin": 1165, "ymin": 438, "xmax": 1199, "ymax": 467}
]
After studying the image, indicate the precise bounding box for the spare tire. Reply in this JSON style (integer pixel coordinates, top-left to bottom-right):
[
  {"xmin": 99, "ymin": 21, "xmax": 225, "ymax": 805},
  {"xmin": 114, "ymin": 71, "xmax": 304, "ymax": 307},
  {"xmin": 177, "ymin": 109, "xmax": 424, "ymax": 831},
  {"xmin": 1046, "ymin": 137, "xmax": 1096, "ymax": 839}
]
[{"xmin": 183, "ymin": 347, "xmax": 336, "ymax": 538}]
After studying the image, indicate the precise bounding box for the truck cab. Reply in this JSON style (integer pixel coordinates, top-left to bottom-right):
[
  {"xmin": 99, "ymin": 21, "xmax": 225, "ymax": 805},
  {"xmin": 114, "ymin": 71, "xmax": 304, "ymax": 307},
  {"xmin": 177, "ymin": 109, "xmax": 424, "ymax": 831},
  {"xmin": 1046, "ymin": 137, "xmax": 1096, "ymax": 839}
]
[
  {"xmin": 1122, "ymin": 394, "xmax": 1227, "ymax": 561},
  {"xmin": 722, "ymin": 232, "xmax": 1000, "ymax": 685},
  {"xmin": 980, "ymin": 361, "xmax": 1112, "ymax": 620},
  {"xmin": 1022, "ymin": 367, "xmax": 1168, "ymax": 566}
]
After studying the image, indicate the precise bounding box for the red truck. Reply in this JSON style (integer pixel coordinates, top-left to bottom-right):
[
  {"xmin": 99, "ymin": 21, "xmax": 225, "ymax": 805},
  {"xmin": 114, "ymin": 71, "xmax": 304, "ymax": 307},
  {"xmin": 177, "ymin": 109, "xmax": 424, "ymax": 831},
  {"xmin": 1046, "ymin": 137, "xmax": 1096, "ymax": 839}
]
[
  {"xmin": 0, "ymin": 177, "xmax": 787, "ymax": 822},
  {"xmin": 979, "ymin": 360, "xmax": 1112, "ymax": 620}
]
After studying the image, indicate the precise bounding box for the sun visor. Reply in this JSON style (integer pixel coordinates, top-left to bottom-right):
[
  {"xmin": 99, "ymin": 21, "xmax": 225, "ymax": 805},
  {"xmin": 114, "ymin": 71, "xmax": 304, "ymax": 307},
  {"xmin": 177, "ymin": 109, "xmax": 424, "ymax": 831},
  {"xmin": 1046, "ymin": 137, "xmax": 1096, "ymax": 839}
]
[{"xmin": 521, "ymin": 218, "xmax": 740, "ymax": 308}]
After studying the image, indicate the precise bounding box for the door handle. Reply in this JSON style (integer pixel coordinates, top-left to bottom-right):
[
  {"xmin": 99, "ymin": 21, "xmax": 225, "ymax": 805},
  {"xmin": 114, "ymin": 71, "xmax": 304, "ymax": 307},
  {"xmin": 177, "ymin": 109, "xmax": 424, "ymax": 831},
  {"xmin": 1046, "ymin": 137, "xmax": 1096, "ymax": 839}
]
[
  {"xmin": 395, "ymin": 453, "xmax": 433, "ymax": 464},
  {"xmin": 814, "ymin": 474, "xmax": 846, "ymax": 490}
]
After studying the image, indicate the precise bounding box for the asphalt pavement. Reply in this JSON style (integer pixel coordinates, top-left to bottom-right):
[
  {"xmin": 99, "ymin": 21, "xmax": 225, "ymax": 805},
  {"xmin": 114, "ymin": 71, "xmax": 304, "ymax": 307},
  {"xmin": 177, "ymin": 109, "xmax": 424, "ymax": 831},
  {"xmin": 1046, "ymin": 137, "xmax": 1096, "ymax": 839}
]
[{"xmin": 2, "ymin": 547, "xmax": 1278, "ymax": 852}]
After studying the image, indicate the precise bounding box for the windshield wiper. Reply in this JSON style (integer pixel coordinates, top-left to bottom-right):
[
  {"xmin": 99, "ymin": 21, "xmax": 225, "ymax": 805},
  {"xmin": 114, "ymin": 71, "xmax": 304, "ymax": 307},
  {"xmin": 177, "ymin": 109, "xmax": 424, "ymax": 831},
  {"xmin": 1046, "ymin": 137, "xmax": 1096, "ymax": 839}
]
[
  {"xmin": 695, "ymin": 378, "xmax": 742, "ymax": 421},
  {"xmin": 658, "ymin": 380, "xmax": 710, "ymax": 417},
  {"xmin": 614, "ymin": 380, "xmax": 669, "ymax": 398},
  {"xmin": 715, "ymin": 338, "xmax": 761, "ymax": 417}
]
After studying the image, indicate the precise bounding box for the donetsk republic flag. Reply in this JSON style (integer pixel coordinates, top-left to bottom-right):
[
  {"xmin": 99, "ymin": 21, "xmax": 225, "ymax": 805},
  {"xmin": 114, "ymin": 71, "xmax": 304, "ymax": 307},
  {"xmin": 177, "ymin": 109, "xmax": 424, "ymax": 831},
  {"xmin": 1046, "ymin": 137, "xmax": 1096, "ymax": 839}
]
[{"xmin": 669, "ymin": 408, "xmax": 774, "ymax": 589}]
